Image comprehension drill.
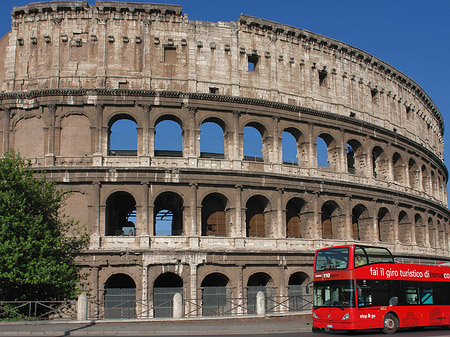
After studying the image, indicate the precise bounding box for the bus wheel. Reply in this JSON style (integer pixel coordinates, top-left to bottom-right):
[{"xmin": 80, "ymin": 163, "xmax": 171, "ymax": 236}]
[{"xmin": 383, "ymin": 313, "xmax": 399, "ymax": 334}]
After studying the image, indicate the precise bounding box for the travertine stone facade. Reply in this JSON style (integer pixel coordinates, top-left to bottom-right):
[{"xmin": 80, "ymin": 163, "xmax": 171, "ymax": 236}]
[{"xmin": 0, "ymin": 1, "xmax": 448, "ymax": 316}]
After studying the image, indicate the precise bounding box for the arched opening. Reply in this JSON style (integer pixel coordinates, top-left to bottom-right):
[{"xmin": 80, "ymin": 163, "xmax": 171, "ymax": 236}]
[
  {"xmin": 377, "ymin": 208, "xmax": 393, "ymax": 243},
  {"xmin": 352, "ymin": 204, "xmax": 370, "ymax": 241},
  {"xmin": 286, "ymin": 198, "xmax": 306, "ymax": 238},
  {"xmin": 108, "ymin": 116, "xmax": 138, "ymax": 156},
  {"xmin": 415, "ymin": 214, "xmax": 425, "ymax": 246},
  {"xmin": 346, "ymin": 139, "xmax": 363, "ymax": 174},
  {"xmin": 393, "ymin": 153, "xmax": 405, "ymax": 184},
  {"xmin": 321, "ymin": 201, "xmax": 341, "ymax": 239},
  {"xmin": 282, "ymin": 129, "xmax": 298, "ymax": 164},
  {"xmin": 154, "ymin": 118, "xmax": 183, "ymax": 157},
  {"xmin": 398, "ymin": 211, "xmax": 411, "ymax": 244},
  {"xmin": 422, "ymin": 165, "xmax": 430, "ymax": 193},
  {"xmin": 153, "ymin": 272, "xmax": 183, "ymax": 318},
  {"xmin": 408, "ymin": 159, "xmax": 420, "ymax": 189},
  {"xmin": 154, "ymin": 192, "xmax": 183, "ymax": 236},
  {"xmin": 243, "ymin": 124, "xmax": 264, "ymax": 161},
  {"xmin": 438, "ymin": 220, "xmax": 444, "ymax": 249},
  {"xmin": 428, "ymin": 218, "xmax": 436, "ymax": 248},
  {"xmin": 105, "ymin": 192, "xmax": 137, "ymax": 236},
  {"xmin": 200, "ymin": 121, "xmax": 224, "ymax": 159},
  {"xmin": 372, "ymin": 146, "xmax": 388, "ymax": 179},
  {"xmin": 246, "ymin": 196, "xmax": 270, "ymax": 238},
  {"xmin": 201, "ymin": 273, "xmax": 230, "ymax": 316},
  {"xmin": 104, "ymin": 274, "xmax": 136, "ymax": 318},
  {"xmin": 431, "ymin": 171, "xmax": 438, "ymax": 198},
  {"xmin": 288, "ymin": 272, "xmax": 309, "ymax": 312},
  {"xmin": 201, "ymin": 193, "xmax": 228, "ymax": 236},
  {"xmin": 247, "ymin": 272, "xmax": 273, "ymax": 314}
]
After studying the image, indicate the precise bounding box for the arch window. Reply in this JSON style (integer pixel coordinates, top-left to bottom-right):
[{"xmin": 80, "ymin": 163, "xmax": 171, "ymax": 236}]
[
  {"xmin": 246, "ymin": 196, "xmax": 269, "ymax": 238},
  {"xmin": 201, "ymin": 273, "xmax": 230, "ymax": 316},
  {"xmin": 104, "ymin": 274, "xmax": 136, "ymax": 318},
  {"xmin": 105, "ymin": 192, "xmax": 136, "ymax": 236},
  {"xmin": 286, "ymin": 198, "xmax": 306, "ymax": 238},
  {"xmin": 288, "ymin": 272, "xmax": 309, "ymax": 312},
  {"xmin": 247, "ymin": 272, "xmax": 273, "ymax": 314},
  {"xmin": 155, "ymin": 119, "xmax": 183, "ymax": 157},
  {"xmin": 108, "ymin": 116, "xmax": 137, "ymax": 156},
  {"xmin": 398, "ymin": 211, "xmax": 411, "ymax": 244},
  {"xmin": 408, "ymin": 159, "xmax": 420, "ymax": 189},
  {"xmin": 153, "ymin": 272, "xmax": 183, "ymax": 318},
  {"xmin": 352, "ymin": 204, "xmax": 370, "ymax": 241},
  {"xmin": 154, "ymin": 192, "xmax": 183, "ymax": 236},
  {"xmin": 422, "ymin": 165, "xmax": 430, "ymax": 193},
  {"xmin": 415, "ymin": 214, "xmax": 425, "ymax": 246},
  {"xmin": 317, "ymin": 134, "xmax": 337, "ymax": 168},
  {"xmin": 377, "ymin": 208, "xmax": 393, "ymax": 243},
  {"xmin": 346, "ymin": 140, "xmax": 363, "ymax": 174},
  {"xmin": 201, "ymin": 194, "xmax": 228, "ymax": 236},
  {"xmin": 243, "ymin": 124, "xmax": 264, "ymax": 161},
  {"xmin": 393, "ymin": 153, "xmax": 405, "ymax": 184},
  {"xmin": 428, "ymin": 218, "xmax": 436, "ymax": 248},
  {"xmin": 372, "ymin": 146, "xmax": 388, "ymax": 180},
  {"xmin": 200, "ymin": 121, "xmax": 224, "ymax": 159},
  {"xmin": 321, "ymin": 201, "xmax": 341, "ymax": 240},
  {"xmin": 282, "ymin": 130, "xmax": 298, "ymax": 164}
]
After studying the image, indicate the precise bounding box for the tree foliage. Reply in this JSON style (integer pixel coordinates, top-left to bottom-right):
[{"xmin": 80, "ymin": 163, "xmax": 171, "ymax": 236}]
[{"xmin": 0, "ymin": 151, "xmax": 88, "ymax": 302}]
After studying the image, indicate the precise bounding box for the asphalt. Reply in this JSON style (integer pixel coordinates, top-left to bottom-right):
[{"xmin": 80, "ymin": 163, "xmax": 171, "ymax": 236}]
[{"xmin": 0, "ymin": 313, "xmax": 313, "ymax": 336}]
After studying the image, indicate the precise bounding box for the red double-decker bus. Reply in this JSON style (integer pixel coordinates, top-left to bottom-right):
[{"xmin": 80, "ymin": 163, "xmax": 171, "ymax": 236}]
[{"xmin": 313, "ymin": 244, "xmax": 450, "ymax": 334}]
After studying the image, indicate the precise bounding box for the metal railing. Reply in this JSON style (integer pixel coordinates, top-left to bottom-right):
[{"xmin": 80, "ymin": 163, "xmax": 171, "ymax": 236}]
[{"xmin": 0, "ymin": 301, "xmax": 76, "ymax": 320}]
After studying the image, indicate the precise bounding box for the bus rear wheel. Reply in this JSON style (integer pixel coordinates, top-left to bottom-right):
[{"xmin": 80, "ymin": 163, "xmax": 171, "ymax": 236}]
[{"xmin": 383, "ymin": 313, "xmax": 399, "ymax": 334}]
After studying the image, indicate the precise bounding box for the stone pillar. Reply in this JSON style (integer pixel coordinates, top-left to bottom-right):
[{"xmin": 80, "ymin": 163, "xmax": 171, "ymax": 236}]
[
  {"xmin": 312, "ymin": 193, "xmax": 320, "ymax": 239},
  {"xmin": 344, "ymin": 196, "xmax": 352, "ymax": 240},
  {"xmin": 93, "ymin": 104, "xmax": 104, "ymax": 166},
  {"xmin": 141, "ymin": 265, "xmax": 149, "ymax": 318},
  {"xmin": 189, "ymin": 183, "xmax": 198, "ymax": 236},
  {"xmin": 141, "ymin": 182, "xmax": 150, "ymax": 246},
  {"xmin": 140, "ymin": 105, "xmax": 151, "ymax": 165},
  {"xmin": 186, "ymin": 106, "xmax": 198, "ymax": 165},
  {"xmin": 271, "ymin": 116, "xmax": 281, "ymax": 165},
  {"xmin": 188, "ymin": 263, "xmax": 198, "ymax": 316},
  {"xmin": 2, "ymin": 108, "xmax": 10, "ymax": 152},
  {"xmin": 232, "ymin": 111, "xmax": 242, "ymax": 169},
  {"xmin": 371, "ymin": 201, "xmax": 379, "ymax": 242},
  {"xmin": 339, "ymin": 129, "xmax": 346, "ymax": 173},
  {"xmin": 173, "ymin": 293, "xmax": 183, "ymax": 319},
  {"xmin": 307, "ymin": 123, "xmax": 316, "ymax": 168},
  {"xmin": 45, "ymin": 104, "xmax": 56, "ymax": 166},
  {"xmin": 91, "ymin": 181, "xmax": 101, "ymax": 248},
  {"xmin": 256, "ymin": 291, "xmax": 265, "ymax": 316},
  {"xmin": 365, "ymin": 146, "xmax": 373, "ymax": 178},
  {"xmin": 387, "ymin": 153, "xmax": 394, "ymax": 182},
  {"xmin": 77, "ymin": 293, "xmax": 88, "ymax": 321},
  {"xmin": 234, "ymin": 185, "xmax": 243, "ymax": 237},
  {"xmin": 277, "ymin": 188, "xmax": 285, "ymax": 238}
]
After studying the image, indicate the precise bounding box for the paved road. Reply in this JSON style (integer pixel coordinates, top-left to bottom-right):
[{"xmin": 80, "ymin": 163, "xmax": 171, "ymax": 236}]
[{"xmin": 0, "ymin": 314, "xmax": 312, "ymax": 336}]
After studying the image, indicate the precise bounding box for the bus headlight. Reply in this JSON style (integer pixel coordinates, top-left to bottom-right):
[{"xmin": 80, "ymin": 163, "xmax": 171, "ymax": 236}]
[
  {"xmin": 341, "ymin": 312, "xmax": 350, "ymax": 320},
  {"xmin": 312, "ymin": 311, "xmax": 319, "ymax": 319}
]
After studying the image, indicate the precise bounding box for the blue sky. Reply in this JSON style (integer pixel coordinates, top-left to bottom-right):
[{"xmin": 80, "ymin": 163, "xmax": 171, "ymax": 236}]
[{"xmin": 1, "ymin": 0, "xmax": 450, "ymax": 186}]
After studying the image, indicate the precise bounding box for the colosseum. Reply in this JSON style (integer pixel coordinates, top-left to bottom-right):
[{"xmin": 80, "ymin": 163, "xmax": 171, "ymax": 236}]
[{"xmin": 0, "ymin": 1, "xmax": 448, "ymax": 318}]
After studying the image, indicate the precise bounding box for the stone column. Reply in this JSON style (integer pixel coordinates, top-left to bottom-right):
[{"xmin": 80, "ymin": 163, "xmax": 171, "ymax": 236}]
[
  {"xmin": 140, "ymin": 182, "xmax": 150, "ymax": 247},
  {"xmin": 188, "ymin": 263, "xmax": 198, "ymax": 315},
  {"xmin": 141, "ymin": 265, "xmax": 149, "ymax": 318},
  {"xmin": 312, "ymin": 193, "xmax": 320, "ymax": 239},
  {"xmin": 234, "ymin": 185, "xmax": 243, "ymax": 237},
  {"xmin": 277, "ymin": 188, "xmax": 285, "ymax": 238},
  {"xmin": 271, "ymin": 116, "xmax": 281, "ymax": 165},
  {"xmin": 2, "ymin": 108, "xmax": 10, "ymax": 152},
  {"xmin": 140, "ymin": 105, "xmax": 151, "ymax": 165},
  {"xmin": 45, "ymin": 104, "xmax": 56, "ymax": 166},
  {"xmin": 189, "ymin": 183, "xmax": 198, "ymax": 237},
  {"xmin": 344, "ymin": 195, "xmax": 352, "ymax": 240},
  {"xmin": 371, "ymin": 200, "xmax": 379, "ymax": 242},
  {"xmin": 232, "ymin": 111, "xmax": 242, "ymax": 169},
  {"xmin": 187, "ymin": 106, "xmax": 198, "ymax": 166},
  {"xmin": 307, "ymin": 123, "xmax": 316, "ymax": 168},
  {"xmin": 339, "ymin": 129, "xmax": 346, "ymax": 173},
  {"xmin": 93, "ymin": 104, "xmax": 104, "ymax": 166},
  {"xmin": 91, "ymin": 181, "xmax": 101, "ymax": 248}
]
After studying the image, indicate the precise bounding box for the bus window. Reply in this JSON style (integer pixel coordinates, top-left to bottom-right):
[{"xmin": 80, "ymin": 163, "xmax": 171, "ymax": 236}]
[
  {"xmin": 421, "ymin": 289, "xmax": 433, "ymax": 304},
  {"xmin": 314, "ymin": 280, "xmax": 355, "ymax": 308},
  {"xmin": 315, "ymin": 247, "xmax": 349, "ymax": 271},
  {"xmin": 406, "ymin": 287, "xmax": 419, "ymax": 305}
]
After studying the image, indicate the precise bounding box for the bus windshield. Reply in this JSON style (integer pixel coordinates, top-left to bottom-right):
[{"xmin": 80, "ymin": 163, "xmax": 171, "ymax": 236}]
[
  {"xmin": 315, "ymin": 247, "xmax": 349, "ymax": 271},
  {"xmin": 314, "ymin": 279, "xmax": 356, "ymax": 308}
]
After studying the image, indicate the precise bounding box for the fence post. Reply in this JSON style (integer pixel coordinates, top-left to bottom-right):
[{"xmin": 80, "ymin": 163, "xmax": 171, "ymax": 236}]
[
  {"xmin": 77, "ymin": 293, "xmax": 88, "ymax": 321},
  {"xmin": 256, "ymin": 291, "xmax": 265, "ymax": 316},
  {"xmin": 173, "ymin": 293, "xmax": 183, "ymax": 319}
]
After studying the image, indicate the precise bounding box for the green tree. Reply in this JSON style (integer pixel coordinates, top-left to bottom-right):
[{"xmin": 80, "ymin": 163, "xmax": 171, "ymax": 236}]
[{"xmin": 0, "ymin": 151, "xmax": 88, "ymax": 303}]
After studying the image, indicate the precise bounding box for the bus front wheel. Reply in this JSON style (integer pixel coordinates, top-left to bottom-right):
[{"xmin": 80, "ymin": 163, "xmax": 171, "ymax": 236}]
[{"xmin": 383, "ymin": 313, "xmax": 399, "ymax": 334}]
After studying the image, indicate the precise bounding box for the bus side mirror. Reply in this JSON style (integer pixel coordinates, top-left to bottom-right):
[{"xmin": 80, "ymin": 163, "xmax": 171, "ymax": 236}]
[{"xmin": 389, "ymin": 296, "xmax": 398, "ymax": 306}]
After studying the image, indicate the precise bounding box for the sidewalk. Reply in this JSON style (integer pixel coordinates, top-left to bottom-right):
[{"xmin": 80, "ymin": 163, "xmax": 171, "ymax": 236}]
[{"xmin": 0, "ymin": 313, "xmax": 313, "ymax": 336}]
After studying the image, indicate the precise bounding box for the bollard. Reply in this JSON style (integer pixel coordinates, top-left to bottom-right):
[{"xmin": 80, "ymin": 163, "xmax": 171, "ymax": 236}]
[
  {"xmin": 256, "ymin": 291, "xmax": 265, "ymax": 316},
  {"xmin": 173, "ymin": 292, "xmax": 183, "ymax": 319},
  {"xmin": 77, "ymin": 292, "xmax": 88, "ymax": 321}
]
